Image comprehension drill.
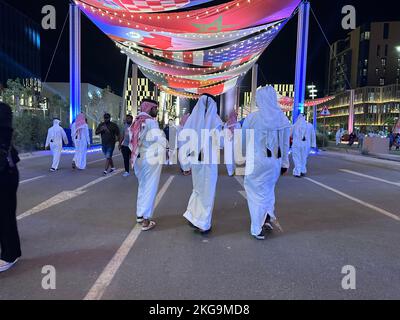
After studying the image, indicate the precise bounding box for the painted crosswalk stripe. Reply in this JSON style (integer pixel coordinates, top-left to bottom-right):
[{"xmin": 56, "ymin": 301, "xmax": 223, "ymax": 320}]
[
  {"xmin": 339, "ymin": 169, "xmax": 400, "ymax": 187},
  {"xmin": 17, "ymin": 169, "xmax": 123, "ymax": 221},
  {"xmin": 304, "ymin": 177, "xmax": 400, "ymax": 221},
  {"xmin": 20, "ymin": 175, "xmax": 46, "ymax": 184},
  {"xmin": 84, "ymin": 175, "xmax": 175, "ymax": 301}
]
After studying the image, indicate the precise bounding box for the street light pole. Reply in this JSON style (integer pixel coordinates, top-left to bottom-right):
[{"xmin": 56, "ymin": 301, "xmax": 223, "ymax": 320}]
[{"xmin": 307, "ymin": 83, "xmax": 317, "ymax": 130}]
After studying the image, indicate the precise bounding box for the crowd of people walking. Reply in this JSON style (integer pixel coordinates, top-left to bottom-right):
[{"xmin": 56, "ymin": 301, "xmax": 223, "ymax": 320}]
[{"xmin": 0, "ymin": 86, "xmax": 320, "ymax": 273}]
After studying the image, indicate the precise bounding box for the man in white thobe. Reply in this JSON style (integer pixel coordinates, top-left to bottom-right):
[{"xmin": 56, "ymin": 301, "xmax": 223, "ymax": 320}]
[
  {"xmin": 130, "ymin": 99, "xmax": 167, "ymax": 231},
  {"xmin": 45, "ymin": 119, "xmax": 68, "ymax": 171},
  {"xmin": 242, "ymin": 86, "xmax": 291, "ymax": 240},
  {"xmin": 292, "ymin": 115, "xmax": 316, "ymax": 178},
  {"xmin": 181, "ymin": 94, "xmax": 223, "ymax": 234},
  {"xmin": 167, "ymin": 119, "xmax": 178, "ymax": 165},
  {"xmin": 71, "ymin": 113, "xmax": 90, "ymax": 170},
  {"xmin": 335, "ymin": 128, "xmax": 343, "ymax": 145},
  {"xmin": 224, "ymin": 110, "xmax": 241, "ymax": 176}
]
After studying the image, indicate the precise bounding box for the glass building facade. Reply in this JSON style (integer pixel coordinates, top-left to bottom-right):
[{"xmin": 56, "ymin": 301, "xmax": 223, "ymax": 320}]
[{"xmin": 0, "ymin": 0, "xmax": 41, "ymax": 87}]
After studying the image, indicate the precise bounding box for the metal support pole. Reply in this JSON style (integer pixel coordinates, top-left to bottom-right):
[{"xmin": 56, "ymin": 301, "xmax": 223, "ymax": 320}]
[
  {"xmin": 250, "ymin": 64, "xmax": 258, "ymax": 113},
  {"xmin": 69, "ymin": 3, "xmax": 81, "ymax": 124},
  {"xmin": 348, "ymin": 89, "xmax": 355, "ymax": 133},
  {"xmin": 131, "ymin": 63, "xmax": 138, "ymax": 117},
  {"xmin": 313, "ymin": 105, "xmax": 317, "ymax": 130},
  {"xmin": 293, "ymin": 1, "xmax": 310, "ymax": 124},
  {"xmin": 223, "ymin": 87, "xmax": 237, "ymax": 120},
  {"xmin": 121, "ymin": 56, "xmax": 130, "ymax": 121}
]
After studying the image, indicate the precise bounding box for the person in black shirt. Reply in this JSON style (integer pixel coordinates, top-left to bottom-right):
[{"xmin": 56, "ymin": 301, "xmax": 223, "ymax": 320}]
[
  {"xmin": 0, "ymin": 102, "xmax": 22, "ymax": 273},
  {"xmin": 95, "ymin": 113, "xmax": 120, "ymax": 175}
]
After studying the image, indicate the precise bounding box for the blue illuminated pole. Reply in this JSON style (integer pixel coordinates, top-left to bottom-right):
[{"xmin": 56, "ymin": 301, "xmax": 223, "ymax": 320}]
[
  {"xmin": 69, "ymin": 3, "xmax": 81, "ymax": 124},
  {"xmin": 293, "ymin": 1, "xmax": 310, "ymax": 124}
]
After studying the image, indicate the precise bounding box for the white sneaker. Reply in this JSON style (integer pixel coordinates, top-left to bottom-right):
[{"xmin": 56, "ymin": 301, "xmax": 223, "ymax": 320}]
[
  {"xmin": 122, "ymin": 172, "xmax": 130, "ymax": 177},
  {"xmin": 0, "ymin": 258, "xmax": 19, "ymax": 273}
]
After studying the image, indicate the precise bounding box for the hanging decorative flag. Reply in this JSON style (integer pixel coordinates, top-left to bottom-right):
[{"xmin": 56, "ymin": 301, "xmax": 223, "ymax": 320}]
[{"xmin": 75, "ymin": 0, "xmax": 301, "ymax": 97}]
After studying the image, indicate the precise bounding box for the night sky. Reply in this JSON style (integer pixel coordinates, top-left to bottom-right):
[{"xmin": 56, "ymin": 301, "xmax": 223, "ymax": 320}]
[{"xmin": 3, "ymin": 0, "xmax": 399, "ymax": 97}]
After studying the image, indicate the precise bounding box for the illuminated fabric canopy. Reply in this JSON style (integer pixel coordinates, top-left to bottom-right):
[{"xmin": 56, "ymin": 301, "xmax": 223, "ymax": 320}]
[
  {"xmin": 279, "ymin": 95, "xmax": 336, "ymax": 110},
  {"xmin": 76, "ymin": 0, "xmax": 301, "ymax": 98}
]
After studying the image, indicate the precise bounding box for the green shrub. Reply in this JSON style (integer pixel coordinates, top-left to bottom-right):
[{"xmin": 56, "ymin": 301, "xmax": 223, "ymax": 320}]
[
  {"xmin": 13, "ymin": 113, "xmax": 50, "ymax": 152},
  {"xmin": 316, "ymin": 132, "xmax": 329, "ymax": 148}
]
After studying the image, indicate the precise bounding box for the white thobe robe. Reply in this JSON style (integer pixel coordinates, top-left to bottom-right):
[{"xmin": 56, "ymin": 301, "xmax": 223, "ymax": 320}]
[
  {"xmin": 224, "ymin": 122, "xmax": 241, "ymax": 176},
  {"xmin": 242, "ymin": 113, "xmax": 290, "ymax": 236},
  {"xmin": 242, "ymin": 86, "xmax": 291, "ymax": 237},
  {"xmin": 182, "ymin": 95, "xmax": 223, "ymax": 231},
  {"xmin": 45, "ymin": 120, "xmax": 68, "ymax": 170},
  {"xmin": 292, "ymin": 117, "xmax": 316, "ymax": 176},
  {"xmin": 133, "ymin": 118, "xmax": 167, "ymax": 220},
  {"xmin": 335, "ymin": 129, "xmax": 342, "ymax": 145},
  {"xmin": 168, "ymin": 124, "xmax": 178, "ymax": 165},
  {"xmin": 183, "ymin": 138, "xmax": 221, "ymax": 231},
  {"xmin": 72, "ymin": 124, "xmax": 90, "ymax": 169}
]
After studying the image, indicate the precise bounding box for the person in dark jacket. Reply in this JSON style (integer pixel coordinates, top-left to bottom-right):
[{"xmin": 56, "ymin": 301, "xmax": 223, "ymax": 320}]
[
  {"xmin": 95, "ymin": 113, "xmax": 120, "ymax": 175},
  {"xmin": 0, "ymin": 102, "xmax": 22, "ymax": 272}
]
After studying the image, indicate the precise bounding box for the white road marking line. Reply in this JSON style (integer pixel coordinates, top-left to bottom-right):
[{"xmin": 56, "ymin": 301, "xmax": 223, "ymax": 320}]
[
  {"xmin": 234, "ymin": 175, "xmax": 244, "ymax": 188},
  {"xmin": 17, "ymin": 169, "xmax": 123, "ymax": 221},
  {"xmin": 339, "ymin": 169, "xmax": 400, "ymax": 187},
  {"xmin": 87, "ymin": 154, "xmax": 121, "ymax": 165},
  {"xmin": 238, "ymin": 190, "xmax": 247, "ymax": 199},
  {"xmin": 84, "ymin": 175, "xmax": 175, "ymax": 301},
  {"xmin": 304, "ymin": 177, "xmax": 400, "ymax": 221},
  {"xmin": 20, "ymin": 175, "xmax": 46, "ymax": 184},
  {"xmin": 235, "ymin": 176, "xmax": 248, "ymax": 199}
]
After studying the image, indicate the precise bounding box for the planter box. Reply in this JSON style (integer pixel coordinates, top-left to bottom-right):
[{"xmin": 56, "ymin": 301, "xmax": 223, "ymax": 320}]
[{"xmin": 362, "ymin": 137, "xmax": 389, "ymax": 154}]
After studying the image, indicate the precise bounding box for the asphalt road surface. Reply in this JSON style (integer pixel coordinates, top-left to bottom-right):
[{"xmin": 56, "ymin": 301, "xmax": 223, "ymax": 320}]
[{"xmin": 0, "ymin": 150, "xmax": 399, "ymax": 300}]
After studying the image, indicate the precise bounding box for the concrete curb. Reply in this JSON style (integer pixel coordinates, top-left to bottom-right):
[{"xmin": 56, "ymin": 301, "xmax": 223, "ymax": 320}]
[
  {"xmin": 325, "ymin": 146, "xmax": 400, "ymax": 162},
  {"xmin": 18, "ymin": 150, "xmax": 52, "ymax": 160}
]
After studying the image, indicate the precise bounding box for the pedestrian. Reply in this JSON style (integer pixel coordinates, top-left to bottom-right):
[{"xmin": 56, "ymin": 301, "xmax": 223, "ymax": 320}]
[
  {"xmin": 388, "ymin": 131, "xmax": 394, "ymax": 150},
  {"xmin": 357, "ymin": 131, "xmax": 365, "ymax": 149},
  {"xmin": 348, "ymin": 132, "xmax": 357, "ymax": 147},
  {"xmin": 242, "ymin": 86, "xmax": 290, "ymax": 240},
  {"xmin": 95, "ymin": 113, "xmax": 120, "ymax": 175},
  {"xmin": 130, "ymin": 99, "xmax": 167, "ymax": 231},
  {"xmin": 45, "ymin": 118, "xmax": 68, "ymax": 172},
  {"xmin": 0, "ymin": 102, "xmax": 22, "ymax": 272},
  {"xmin": 182, "ymin": 94, "xmax": 223, "ymax": 234},
  {"xmin": 292, "ymin": 114, "xmax": 316, "ymax": 177},
  {"xmin": 120, "ymin": 114, "xmax": 133, "ymax": 177},
  {"xmin": 177, "ymin": 113, "xmax": 190, "ymax": 174},
  {"xmin": 164, "ymin": 119, "xmax": 178, "ymax": 165},
  {"xmin": 71, "ymin": 113, "xmax": 90, "ymax": 170},
  {"xmin": 395, "ymin": 134, "xmax": 400, "ymax": 150},
  {"xmin": 335, "ymin": 128, "xmax": 342, "ymax": 146},
  {"xmin": 224, "ymin": 109, "xmax": 241, "ymax": 176}
]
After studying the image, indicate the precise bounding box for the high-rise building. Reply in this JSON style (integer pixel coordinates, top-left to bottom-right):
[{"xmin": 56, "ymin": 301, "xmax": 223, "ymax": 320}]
[
  {"xmin": 326, "ymin": 21, "xmax": 400, "ymax": 95},
  {"xmin": 125, "ymin": 76, "xmax": 179, "ymax": 125},
  {"xmin": 240, "ymin": 83, "xmax": 295, "ymax": 118},
  {"xmin": 0, "ymin": 0, "xmax": 41, "ymax": 87},
  {"xmin": 318, "ymin": 84, "xmax": 400, "ymax": 131}
]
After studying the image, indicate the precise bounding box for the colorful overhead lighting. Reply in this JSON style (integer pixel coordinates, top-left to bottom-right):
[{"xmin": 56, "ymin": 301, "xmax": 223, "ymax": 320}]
[{"xmin": 75, "ymin": 0, "xmax": 301, "ymax": 97}]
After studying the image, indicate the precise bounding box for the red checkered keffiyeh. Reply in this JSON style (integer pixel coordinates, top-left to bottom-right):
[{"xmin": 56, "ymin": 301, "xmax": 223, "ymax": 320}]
[{"xmin": 128, "ymin": 101, "xmax": 157, "ymax": 166}]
